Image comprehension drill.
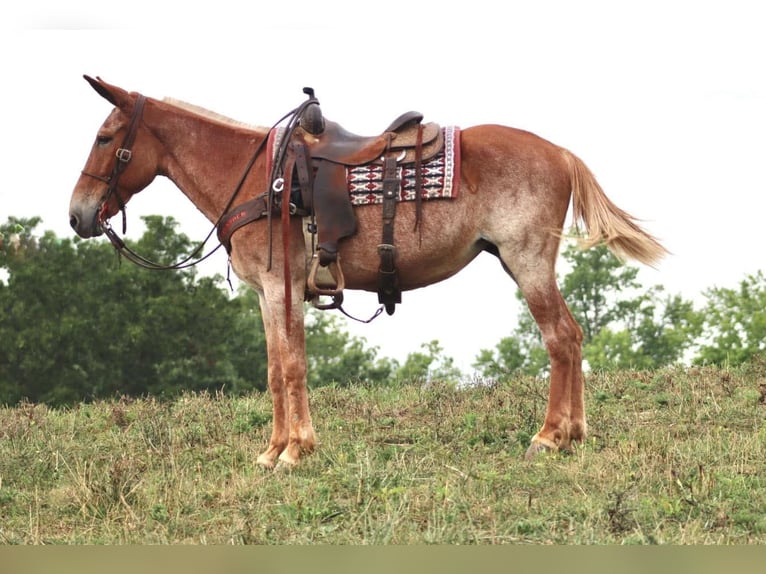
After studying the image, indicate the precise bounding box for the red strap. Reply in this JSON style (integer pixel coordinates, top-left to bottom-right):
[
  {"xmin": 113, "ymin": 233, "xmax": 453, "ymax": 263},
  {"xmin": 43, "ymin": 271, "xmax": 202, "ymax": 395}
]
[{"xmin": 281, "ymin": 154, "xmax": 296, "ymax": 336}]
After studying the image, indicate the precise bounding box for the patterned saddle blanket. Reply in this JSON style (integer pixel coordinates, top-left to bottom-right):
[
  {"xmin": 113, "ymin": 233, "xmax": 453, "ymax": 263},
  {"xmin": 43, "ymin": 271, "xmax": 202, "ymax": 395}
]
[{"xmin": 267, "ymin": 125, "xmax": 461, "ymax": 208}]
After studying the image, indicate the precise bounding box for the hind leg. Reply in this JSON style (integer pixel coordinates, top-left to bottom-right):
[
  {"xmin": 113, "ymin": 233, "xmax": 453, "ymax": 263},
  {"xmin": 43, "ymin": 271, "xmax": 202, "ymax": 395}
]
[
  {"xmin": 521, "ymin": 282, "xmax": 587, "ymax": 457},
  {"xmin": 496, "ymin": 248, "xmax": 587, "ymax": 457}
]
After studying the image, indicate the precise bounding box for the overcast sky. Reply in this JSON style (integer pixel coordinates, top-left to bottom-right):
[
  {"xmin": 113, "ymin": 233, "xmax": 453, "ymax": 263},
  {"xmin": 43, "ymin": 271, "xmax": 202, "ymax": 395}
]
[{"xmin": 2, "ymin": 1, "xmax": 764, "ymax": 371}]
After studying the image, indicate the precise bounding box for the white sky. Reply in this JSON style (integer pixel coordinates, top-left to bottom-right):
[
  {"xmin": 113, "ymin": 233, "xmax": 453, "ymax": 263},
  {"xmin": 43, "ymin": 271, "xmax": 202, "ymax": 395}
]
[{"xmin": 2, "ymin": 1, "xmax": 764, "ymax": 372}]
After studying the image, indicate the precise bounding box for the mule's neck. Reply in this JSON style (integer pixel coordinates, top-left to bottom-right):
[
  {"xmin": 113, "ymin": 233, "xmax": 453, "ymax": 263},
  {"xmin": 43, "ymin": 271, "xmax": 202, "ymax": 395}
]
[{"xmin": 151, "ymin": 100, "xmax": 270, "ymax": 223}]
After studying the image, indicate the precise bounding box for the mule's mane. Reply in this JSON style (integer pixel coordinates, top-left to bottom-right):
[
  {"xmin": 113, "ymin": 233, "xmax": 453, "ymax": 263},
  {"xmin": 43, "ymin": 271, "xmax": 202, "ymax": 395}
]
[{"xmin": 163, "ymin": 97, "xmax": 268, "ymax": 132}]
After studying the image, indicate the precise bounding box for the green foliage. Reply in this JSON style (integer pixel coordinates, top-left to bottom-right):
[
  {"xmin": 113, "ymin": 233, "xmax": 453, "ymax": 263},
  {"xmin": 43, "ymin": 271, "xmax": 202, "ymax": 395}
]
[
  {"xmin": 0, "ymin": 216, "xmax": 266, "ymax": 405},
  {"xmin": 473, "ymin": 334, "xmax": 548, "ymax": 379},
  {"xmin": 695, "ymin": 271, "xmax": 766, "ymax": 366},
  {"xmin": 0, "ymin": 215, "xmax": 401, "ymax": 405},
  {"xmin": 584, "ymin": 288, "xmax": 703, "ymax": 371},
  {"xmin": 474, "ymin": 241, "xmax": 703, "ymax": 377},
  {"xmin": 393, "ymin": 340, "xmax": 462, "ymax": 384},
  {"xmin": 304, "ymin": 309, "xmax": 393, "ymax": 387},
  {"xmin": 566, "ymin": 243, "xmax": 702, "ymax": 371},
  {"xmin": 5, "ymin": 214, "xmax": 764, "ymax": 410}
]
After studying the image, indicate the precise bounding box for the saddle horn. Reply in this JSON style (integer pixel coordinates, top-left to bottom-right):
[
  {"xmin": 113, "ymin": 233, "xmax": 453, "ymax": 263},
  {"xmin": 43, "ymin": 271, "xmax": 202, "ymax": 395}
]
[{"xmin": 300, "ymin": 87, "xmax": 325, "ymax": 135}]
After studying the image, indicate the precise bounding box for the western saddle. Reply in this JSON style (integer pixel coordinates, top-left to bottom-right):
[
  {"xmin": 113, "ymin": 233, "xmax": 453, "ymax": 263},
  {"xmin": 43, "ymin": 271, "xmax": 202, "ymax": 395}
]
[{"xmin": 218, "ymin": 88, "xmax": 445, "ymax": 316}]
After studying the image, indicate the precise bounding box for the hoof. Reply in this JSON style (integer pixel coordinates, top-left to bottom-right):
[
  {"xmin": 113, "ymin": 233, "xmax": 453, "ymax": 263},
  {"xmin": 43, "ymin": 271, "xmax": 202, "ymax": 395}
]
[
  {"xmin": 256, "ymin": 453, "xmax": 298, "ymax": 472},
  {"xmin": 255, "ymin": 455, "xmax": 274, "ymax": 470},
  {"xmin": 524, "ymin": 436, "xmax": 558, "ymax": 461},
  {"xmin": 277, "ymin": 453, "xmax": 299, "ymax": 467},
  {"xmin": 256, "ymin": 451, "xmax": 279, "ymax": 470},
  {"xmin": 274, "ymin": 459, "xmax": 297, "ymax": 473}
]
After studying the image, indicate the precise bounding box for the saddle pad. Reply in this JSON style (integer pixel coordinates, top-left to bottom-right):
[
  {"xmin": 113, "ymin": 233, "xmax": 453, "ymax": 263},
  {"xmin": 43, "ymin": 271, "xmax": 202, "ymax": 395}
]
[
  {"xmin": 267, "ymin": 125, "xmax": 461, "ymax": 206},
  {"xmin": 347, "ymin": 126, "xmax": 461, "ymax": 206}
]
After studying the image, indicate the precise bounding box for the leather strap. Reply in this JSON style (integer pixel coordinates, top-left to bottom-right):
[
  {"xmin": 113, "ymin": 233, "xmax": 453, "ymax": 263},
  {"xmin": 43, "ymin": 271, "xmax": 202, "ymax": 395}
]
[
  {"xmin": 377, "ymin": 154, "xmax": 401, "ymax": 315},
  {"xmin": 81, "ymin": 93, "xmax": 146, "ymax": 233},
  {"xmin": 281, "ymin": 153, "xmax": 297, "ymax": 335},
  {"xmin": 293, "ymin": 142, "xmax": 314, "ymax": 211},
  {"xmin": 216, "ymin": 195, "xmax": 270, "ymax": 252},
  {"xmin": 413, "ymin": 124, "xmax": 424, "ymax": 235}
]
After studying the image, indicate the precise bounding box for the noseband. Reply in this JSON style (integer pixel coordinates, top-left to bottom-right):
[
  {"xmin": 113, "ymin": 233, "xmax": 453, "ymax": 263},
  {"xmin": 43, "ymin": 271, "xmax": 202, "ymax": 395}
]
[{"xmin": 81, "ymin": 94, "xmax": 147, "ymax": 233}]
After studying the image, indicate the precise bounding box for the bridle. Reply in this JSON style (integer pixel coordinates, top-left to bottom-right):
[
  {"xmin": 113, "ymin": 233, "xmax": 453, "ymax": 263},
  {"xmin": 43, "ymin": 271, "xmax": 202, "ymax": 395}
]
[
  {"xmin": 81, "ymin": 94, "xmax": 146, "ymax": 238},
  {"xmin": 79, "ymin": 93, "xmax": 234, "ymax": 271},
  {"xmin": 78, "ymin": 90, "xmax": 324, "ymax": 273}
]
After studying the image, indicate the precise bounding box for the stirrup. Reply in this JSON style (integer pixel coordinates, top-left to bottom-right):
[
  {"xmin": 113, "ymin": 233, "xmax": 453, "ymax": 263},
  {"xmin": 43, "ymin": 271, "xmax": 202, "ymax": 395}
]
[{"xmin": 307, "ymin": 252, "xmax": 345, "ymax": 299}]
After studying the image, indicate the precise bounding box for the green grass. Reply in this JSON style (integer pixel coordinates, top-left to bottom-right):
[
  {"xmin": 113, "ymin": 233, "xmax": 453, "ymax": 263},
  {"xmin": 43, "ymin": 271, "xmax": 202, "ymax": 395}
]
[{"xmin": 1, "ymin": 363, "xmax": 765, "ymax": 544}]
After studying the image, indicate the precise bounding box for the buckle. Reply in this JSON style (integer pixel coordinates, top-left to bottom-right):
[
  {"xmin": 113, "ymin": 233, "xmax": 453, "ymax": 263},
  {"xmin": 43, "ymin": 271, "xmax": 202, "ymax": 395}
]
[
  {"xmin": 115, "ymin": 148, "xmax": 132, "ymax": 162},
  {"xmin": 380, "ymin": 150, "xmax": 407, "ymax": 163}
]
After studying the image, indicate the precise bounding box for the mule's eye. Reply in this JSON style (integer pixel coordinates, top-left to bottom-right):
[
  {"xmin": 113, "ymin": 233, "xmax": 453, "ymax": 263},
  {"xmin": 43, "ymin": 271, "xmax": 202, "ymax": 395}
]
[{"xmin": 96, "ymin": 135, "xmax": 112, "ymax": 146}]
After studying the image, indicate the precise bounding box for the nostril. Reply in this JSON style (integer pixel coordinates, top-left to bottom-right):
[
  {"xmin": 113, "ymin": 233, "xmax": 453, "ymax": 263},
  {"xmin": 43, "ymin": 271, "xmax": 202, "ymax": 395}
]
[{"xmin": 70, "ymin": 214, "xmax": 79, "ymax": 230}]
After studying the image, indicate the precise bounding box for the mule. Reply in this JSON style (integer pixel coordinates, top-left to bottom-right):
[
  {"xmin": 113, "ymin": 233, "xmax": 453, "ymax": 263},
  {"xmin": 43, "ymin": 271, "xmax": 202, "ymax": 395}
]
[{"xmin": 69, "ymin": 76, "xmax": 667, "ymax": 468}]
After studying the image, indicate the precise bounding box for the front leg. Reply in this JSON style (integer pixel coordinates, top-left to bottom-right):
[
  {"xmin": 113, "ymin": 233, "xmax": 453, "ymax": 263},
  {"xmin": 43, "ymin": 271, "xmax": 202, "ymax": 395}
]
[
  {"xmin": 256, "ymin": 282, "xmax": 316, "ymax": 468},
  {"xmin": 233, "ymin": 217, "xmax": 316, "ymax": 469},
  {"xmin": 255, "ymin": 295, "xmax": 289, "ymax": 468},
  {"xmin": 275, "ymin": 316, "xmax": 316, "ymax": 466}
]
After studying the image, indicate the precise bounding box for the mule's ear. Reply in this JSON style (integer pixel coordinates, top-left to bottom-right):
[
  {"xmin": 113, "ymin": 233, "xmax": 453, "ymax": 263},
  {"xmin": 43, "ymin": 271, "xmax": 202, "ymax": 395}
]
[{"xmin": 83, "ymin": 75, "xmax": 128, "ymax": 107}]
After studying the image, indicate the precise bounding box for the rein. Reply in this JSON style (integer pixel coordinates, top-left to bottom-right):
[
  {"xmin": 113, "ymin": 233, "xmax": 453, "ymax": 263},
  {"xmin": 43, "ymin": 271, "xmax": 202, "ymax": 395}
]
[
  {"xmin": 84, "ymin": 89, "xmax": 384, "ymax": 325},
  {"xmin": 82, "ymin": 92, "xmax": 314, "ymax": 272}
]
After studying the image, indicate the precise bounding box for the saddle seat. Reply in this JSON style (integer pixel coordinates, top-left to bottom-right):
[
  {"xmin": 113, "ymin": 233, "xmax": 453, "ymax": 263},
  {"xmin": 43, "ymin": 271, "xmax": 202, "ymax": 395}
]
[{"xmin": 295, "ymin": 111, "xmax": 443, "ymax": 166}]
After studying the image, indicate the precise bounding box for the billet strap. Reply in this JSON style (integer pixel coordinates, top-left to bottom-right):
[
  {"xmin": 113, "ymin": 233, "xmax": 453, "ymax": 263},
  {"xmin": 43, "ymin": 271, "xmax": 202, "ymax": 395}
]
[
  {"xmin": 413, "ymin": 123, "xmax": 424, "ymax": 236},
  {"xmin": 377, "ymin": 154, "xmax": 401, "ymax": 315}
]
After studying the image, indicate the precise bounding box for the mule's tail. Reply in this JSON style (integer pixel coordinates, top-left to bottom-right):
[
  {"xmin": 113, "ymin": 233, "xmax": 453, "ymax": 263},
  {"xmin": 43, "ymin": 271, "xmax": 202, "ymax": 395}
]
[{"xmin": 562, "ymin": 149, "xmax": 668, "ymax": 267}]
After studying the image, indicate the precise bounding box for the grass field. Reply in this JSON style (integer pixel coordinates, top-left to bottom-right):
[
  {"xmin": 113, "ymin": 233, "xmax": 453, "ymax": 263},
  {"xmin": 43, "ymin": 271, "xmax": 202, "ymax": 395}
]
[{"xmin": 1, "ymin": 362, "xmax": 765, "ymax": 544}]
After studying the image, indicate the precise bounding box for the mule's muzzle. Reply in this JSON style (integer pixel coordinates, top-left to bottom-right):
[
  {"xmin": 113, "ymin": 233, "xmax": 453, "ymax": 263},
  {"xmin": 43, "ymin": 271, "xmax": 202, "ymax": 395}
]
[{"xmin": 69, "ymin": 208, "xmax": 104, "ymax": 238}]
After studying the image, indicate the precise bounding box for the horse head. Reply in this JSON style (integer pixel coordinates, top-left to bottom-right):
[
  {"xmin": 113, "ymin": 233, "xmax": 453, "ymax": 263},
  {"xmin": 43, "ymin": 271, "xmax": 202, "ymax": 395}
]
[{"xmin": 69, "ymin": 76, "xmax": 162, "ymax": 238}]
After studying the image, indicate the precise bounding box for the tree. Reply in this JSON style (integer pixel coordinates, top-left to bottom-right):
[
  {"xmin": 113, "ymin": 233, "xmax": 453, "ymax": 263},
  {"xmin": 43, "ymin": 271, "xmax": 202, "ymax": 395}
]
[
  {"xmin": 1, "ymin": 215, "xmax": 411, "ymax": 404},
  {"xmin": 473, "ymin": 241, "xmax": 702, "ymax": 377},
  {"xmin": 561, "ymin": 241, "xmax": 642, "ymax": 342},
  {"xmin": 472, "ymin": 309, "xmax": 549, "ymax": 378},
  {"xmin": 694, "ymin": 271, "xmax": 766, "ymax": 366},
  {"xmin": 394, "ymin": 340, "xmax": 462, "ymax": 384},
  {"xmin": 304, "ymin": 309, "xmax": 394, "ymax": 387},
  {"xmin": 0, "ymin": 216, "xmax": 268, "ymax": 404},
  {"xmin": 1, "ymin": 217, "xmax": 119, "ymax": 403}
]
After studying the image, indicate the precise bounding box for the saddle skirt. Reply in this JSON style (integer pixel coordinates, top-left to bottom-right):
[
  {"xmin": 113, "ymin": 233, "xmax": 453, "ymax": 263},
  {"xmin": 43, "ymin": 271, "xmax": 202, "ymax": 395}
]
[{"xmin": 266, "ymin": 124, "xmax": 461, "ymax": 208}]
